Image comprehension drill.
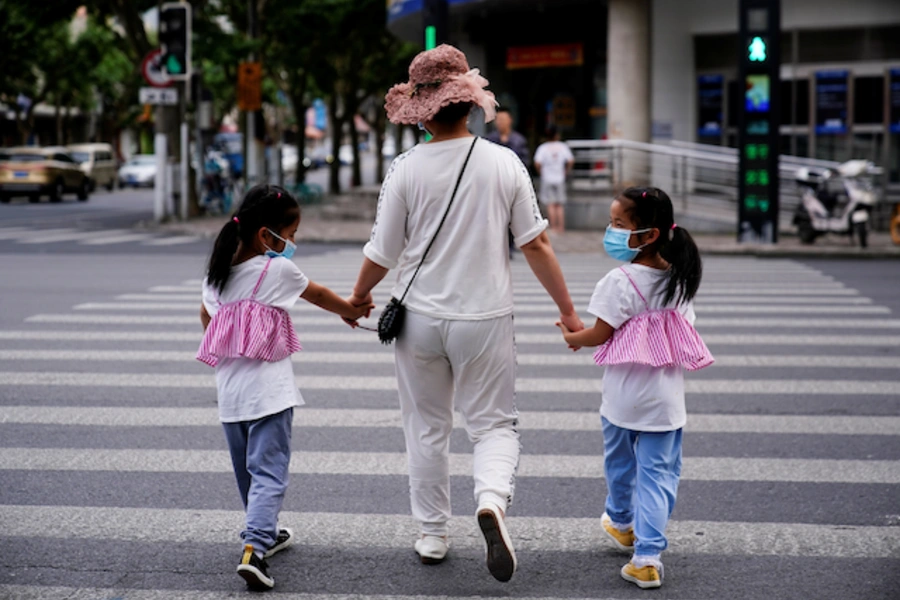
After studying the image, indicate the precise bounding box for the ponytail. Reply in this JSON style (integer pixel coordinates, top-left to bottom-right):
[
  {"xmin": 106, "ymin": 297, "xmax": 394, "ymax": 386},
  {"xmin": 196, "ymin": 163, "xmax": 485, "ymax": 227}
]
[
  {"xmin": 207, "ymin": 219, "xmax": 241, "ymax": 294},
  {"xmin": 204, "ymin": 184, "xmax": 300, "ymax": 294},
  {"xmin": 617, "ymin": 186, "xmax": 702, "ymax": 305},
  {"xmin": 660, "ymin": 224, "xmax": 702, "ymax": 305}
]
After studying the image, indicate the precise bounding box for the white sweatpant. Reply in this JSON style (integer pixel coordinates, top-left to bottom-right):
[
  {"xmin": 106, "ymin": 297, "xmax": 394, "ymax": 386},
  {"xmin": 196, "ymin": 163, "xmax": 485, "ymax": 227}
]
[{"xmin": 395, "ymin": 310, "xmax": 521, "ymax": 538}]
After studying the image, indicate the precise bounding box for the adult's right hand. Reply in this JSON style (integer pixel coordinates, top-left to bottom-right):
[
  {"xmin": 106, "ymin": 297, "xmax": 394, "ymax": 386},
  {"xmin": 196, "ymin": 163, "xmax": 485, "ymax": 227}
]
[{"xmin": 559, "ymin": 311, "xmax": 584, "ymax": 333}]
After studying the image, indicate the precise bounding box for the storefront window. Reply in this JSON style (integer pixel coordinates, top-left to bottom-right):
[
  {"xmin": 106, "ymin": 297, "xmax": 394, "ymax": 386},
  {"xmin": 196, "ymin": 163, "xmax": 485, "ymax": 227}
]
[{"xmin": 854, "ymin": 77, "xmax": 884, "ymax": 124}]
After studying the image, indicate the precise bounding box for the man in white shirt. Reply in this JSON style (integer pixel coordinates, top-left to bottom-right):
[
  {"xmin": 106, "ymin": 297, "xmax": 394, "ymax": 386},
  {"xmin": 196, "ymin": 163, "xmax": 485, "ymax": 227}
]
[
  {"xmin": 534, "ymin": 125, "xmax": 575, "ymax": 233},
  {"xmin": 346, "ymin": 44, "xmax": 583, "ymax": 583}
]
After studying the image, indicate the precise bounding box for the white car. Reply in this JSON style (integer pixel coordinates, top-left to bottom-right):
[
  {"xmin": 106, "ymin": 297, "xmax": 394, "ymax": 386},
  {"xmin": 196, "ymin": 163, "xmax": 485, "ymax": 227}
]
[{"xmin": 117, "ymin": 155, "xmax": 157, "ymax": 188}]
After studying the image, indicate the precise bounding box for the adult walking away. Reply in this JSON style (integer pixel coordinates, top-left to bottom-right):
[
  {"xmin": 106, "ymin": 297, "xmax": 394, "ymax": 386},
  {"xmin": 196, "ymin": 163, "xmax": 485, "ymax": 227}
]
[
  {"xmin": 347, "ymin": 44, "xmax": 583, "ymax": 582},
  {"xmin": 487, "ymin": 108, "xmax": 531, "ymax": 168},
  {"xmin": 534, "ymin": 125, "xmax": 575, "ymax": 233}
]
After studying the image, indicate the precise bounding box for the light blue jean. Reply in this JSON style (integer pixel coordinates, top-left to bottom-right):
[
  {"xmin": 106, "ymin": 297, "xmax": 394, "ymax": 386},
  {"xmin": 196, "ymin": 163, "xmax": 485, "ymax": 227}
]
[
  {"xmin": 222, "ymin": 408, "xmax": 293, "ymax": 554},
  {"xmin": 602, "ymin": 417, "xmax": 683, "ymax": 558}
]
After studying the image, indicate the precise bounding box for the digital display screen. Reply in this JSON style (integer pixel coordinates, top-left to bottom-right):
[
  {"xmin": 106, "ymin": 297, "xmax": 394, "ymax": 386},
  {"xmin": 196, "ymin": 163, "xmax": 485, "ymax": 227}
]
[
  {"xmin": 815, "ymin": 71, "xmax": 849, "ymax": 135},
  {"xmin": 745, "ymin": 75, "xmax": 770, "ymax": 113}
]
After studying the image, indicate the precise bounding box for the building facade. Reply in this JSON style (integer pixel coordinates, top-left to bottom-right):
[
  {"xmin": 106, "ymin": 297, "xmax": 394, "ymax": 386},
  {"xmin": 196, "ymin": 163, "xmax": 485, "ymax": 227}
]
[{"xmin": 387, "ymin": 0, "xmax": 900, "ymax": 183}]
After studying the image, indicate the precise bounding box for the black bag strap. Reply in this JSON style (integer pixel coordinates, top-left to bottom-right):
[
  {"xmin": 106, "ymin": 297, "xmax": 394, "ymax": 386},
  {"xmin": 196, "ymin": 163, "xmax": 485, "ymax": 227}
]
[{"xmin": 397, "ymin": 136, "xmax": 478, "ymax": 304}]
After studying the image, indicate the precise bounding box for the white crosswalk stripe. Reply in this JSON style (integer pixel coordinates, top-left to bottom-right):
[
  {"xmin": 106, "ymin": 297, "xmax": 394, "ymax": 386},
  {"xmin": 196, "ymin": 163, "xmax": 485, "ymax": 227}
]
[
  {"xmin": 1, "ymin": 251, "xmax": 897, "ymax": 598},
  {"xmin": 0, "ymin": 225, "xmax": 203, "ymax": 247}
]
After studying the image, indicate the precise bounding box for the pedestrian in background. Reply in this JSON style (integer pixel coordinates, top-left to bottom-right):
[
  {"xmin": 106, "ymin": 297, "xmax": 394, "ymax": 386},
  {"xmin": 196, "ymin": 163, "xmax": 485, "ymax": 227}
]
[
  {"xmin": 487, "ymin": 109, "xmax": 531, "ymax": 255},
  {"xmin": 196, "ymin": 185, "xmax": 372, "ymax": 590},
  {"xmin": 348, "ymin": 44, "xmax": 583, "ymax": 583},
  {"xmin": 487, "ymin": 108, "xmax": 530, "ymax": 168},
  {"xmin": 534, "ymin": 125, "xmax": 574, "ymax": 233},
  {"xmin": 556, "ymin": 186, "xmax": 714, "ymax": 590}
]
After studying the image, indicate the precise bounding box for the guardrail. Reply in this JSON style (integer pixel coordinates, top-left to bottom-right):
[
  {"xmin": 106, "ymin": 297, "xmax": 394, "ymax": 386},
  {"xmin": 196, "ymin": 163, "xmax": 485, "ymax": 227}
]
[{"xmin": 564, "ymin": 139, "xmax": 890, "ymax": 232}]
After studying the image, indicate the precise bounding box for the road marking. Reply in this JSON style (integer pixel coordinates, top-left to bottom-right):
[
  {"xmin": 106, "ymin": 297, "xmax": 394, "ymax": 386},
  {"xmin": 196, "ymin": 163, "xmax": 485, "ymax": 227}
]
[
  {"xmin": 141, "ymin": 235, "xmax": 202, "ymax": 246},
  {"xmin": 17, "ymin": 229, "xmax": 126, "ymax": 244},
  {"xmin": 1, "ymin": 330, "xmax": 899, "ymax": 346},
  {"xmin": 1, "ymin": 405, "xmax": 897, "ymax": 435},
  {"xmin": 0, "ymin": 371, "xmax": 897, "ymax": 395},
  {"xmin": 29, "ymin": 313, "xmax": 900, "ymax": 329},
  {"xmin": 80, "ymin": 233, "xmax": 154, "ymax": 245},
  {"xmin": 0, "ymin": 505, "xmax": 897, "ymax": 558},
  {"xmin": 1, "ymin": 448, "xmax": 898, "ymax": 484},
  {"xmin": 1, "ymin": 349, "xmax": 898, "ymax": 369}
]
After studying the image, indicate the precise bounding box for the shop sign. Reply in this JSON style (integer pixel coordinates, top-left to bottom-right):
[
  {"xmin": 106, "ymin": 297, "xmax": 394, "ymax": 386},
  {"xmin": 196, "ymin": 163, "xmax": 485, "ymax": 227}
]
[
  {"xmin": 889, "ymin": 69, "xmax": 900, "ymax": 134},
  {"xmin": 815, "ymin": 70, "xmax": 849, "ymax": 135},
  {"xmin": 507, "ymin": 43, "xmax": 583, "ymax": 70},
  {"xmin": 697, "ymin": 75, "xmax": 724, "ymax": 137}
]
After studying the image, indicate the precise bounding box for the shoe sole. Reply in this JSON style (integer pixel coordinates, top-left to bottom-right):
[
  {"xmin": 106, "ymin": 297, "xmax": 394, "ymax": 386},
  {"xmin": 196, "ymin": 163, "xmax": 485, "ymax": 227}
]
[
  {"xmin": 237, "ymin": 564, "xmax": 275, "ymax": 590},
  {"xmin": 602, "ymin": 525, "xmax": 634, "ymax": 553},
  {"xmin": 477, "ymin": 507, "xmax": 516, "ymax": 583},
  {"xmin": 621, "ymin": 568, "xmax": 662, "ymax": 589},
  {"xmin": 418, "ymin": 554, "xmax": 445, "ymax": 565},
  {"xmin": 264, "ymin": 529, "xmax": 294, "ymax": 559}
]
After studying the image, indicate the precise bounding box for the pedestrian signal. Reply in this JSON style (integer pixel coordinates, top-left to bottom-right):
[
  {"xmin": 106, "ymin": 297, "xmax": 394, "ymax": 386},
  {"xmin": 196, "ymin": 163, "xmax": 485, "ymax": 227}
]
[
  {"xmin": 160, "ymin": 3, "xmax": 191, "ymax": 80},
  {"xmin": 748, "ymin": 36, "xmax": 767, "ymax": 62}
]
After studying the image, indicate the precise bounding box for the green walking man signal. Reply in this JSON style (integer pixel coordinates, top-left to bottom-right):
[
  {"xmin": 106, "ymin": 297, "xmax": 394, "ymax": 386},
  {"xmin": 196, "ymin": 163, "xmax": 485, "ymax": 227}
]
[
  {"xmin": 160, "ymin": 3, "xmax": 191, "ymax": 80},
  {"xmin": 748, "ymin": 36, "xmax": 767, "ymax": 62}
]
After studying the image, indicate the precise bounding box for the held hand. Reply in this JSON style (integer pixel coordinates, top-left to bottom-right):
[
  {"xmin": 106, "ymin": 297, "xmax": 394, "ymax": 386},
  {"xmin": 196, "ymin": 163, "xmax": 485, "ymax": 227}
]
[
  {"xmin": 559, "ymin": 312, "xmax": 584, "ymax": 333},
  {"xmin": 347, "ymin": 292, "xmax": 374, "ymax": 318},
  {"xmin": 555, "ymin": 321, "xmax": 581, "ymax": 352}
]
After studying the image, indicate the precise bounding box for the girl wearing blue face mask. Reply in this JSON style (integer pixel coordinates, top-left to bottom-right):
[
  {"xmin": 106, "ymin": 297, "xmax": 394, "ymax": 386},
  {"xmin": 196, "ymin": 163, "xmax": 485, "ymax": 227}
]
[
  {"xmin": 556, "ymin": 186, "xmax": 713, "ymax": 590},
  {"xmin": 197, "ymin": 184, "xmax": 373, "ymax": 590}
]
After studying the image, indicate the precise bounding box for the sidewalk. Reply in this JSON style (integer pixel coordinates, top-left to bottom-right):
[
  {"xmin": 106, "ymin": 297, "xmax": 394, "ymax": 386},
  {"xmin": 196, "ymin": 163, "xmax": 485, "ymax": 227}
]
[{"xmin": 153, "ymin": 204, "xmax": 900, "ymax": 259}]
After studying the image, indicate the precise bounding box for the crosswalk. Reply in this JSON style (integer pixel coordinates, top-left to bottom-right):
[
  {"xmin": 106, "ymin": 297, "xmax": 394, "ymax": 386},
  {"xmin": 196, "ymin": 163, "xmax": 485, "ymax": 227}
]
[
  {"xmin": 1, "ymin": 249, "xmax": 898, "ymax": 598},
  {"xmin": 0, "ymin": 226, "xmax": 202, "ymax": 247}
]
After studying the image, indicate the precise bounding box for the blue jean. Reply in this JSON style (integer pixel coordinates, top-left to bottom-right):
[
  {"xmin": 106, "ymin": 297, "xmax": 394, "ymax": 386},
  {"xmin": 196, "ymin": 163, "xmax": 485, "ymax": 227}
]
[
  {"xmin": 602, "ymin": 417, "xmax": 683, "ymax": 558},
  {"xmin": 222, "ymin": 408, "xmax": 293, "ymax": 553}
]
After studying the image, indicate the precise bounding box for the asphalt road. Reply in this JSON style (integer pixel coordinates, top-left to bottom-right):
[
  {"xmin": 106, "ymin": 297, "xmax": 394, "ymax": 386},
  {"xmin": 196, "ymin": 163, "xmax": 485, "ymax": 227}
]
[{"xmin": 0, "ymin": 198, "xmax": 898, "ymax": 599}]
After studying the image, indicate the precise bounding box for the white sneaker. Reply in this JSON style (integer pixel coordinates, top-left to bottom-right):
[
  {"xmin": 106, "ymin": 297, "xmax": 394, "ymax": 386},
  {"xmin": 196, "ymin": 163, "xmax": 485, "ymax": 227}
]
[
  {"xmin": 476, "ymin": 502, "xmax": 517, "ymax": 582},
  {"xmin": 414, "ymin": 535, "xmax": 449, "ymax": 564}
]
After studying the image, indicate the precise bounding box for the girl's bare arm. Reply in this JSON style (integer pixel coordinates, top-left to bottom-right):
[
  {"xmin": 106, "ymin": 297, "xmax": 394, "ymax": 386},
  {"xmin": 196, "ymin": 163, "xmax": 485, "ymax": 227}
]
[
  {"xmin": 302, "ymin": 281, "xmax": 374, "ymax": 320},
  {"xmin": 557, "ymin": 318, "xmax": 614, "ymax": 350}
]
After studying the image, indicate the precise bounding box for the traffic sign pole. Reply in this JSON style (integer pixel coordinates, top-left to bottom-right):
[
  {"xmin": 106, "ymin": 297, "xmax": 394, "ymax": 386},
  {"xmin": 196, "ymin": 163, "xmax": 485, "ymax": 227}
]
[{"xmin": 737, "ymin": 0, "xmax": 781, "ymax": 244}]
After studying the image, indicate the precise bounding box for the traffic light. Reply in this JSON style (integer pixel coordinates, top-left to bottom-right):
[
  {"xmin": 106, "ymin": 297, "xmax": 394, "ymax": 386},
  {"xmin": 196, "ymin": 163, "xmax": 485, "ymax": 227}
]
[
  {"xmin": 748, "ymin": 36, "xmax": 767, "ymax": 62},
  {"xmin": 160, "ymin": 2, "xmax": 191, "ymax": 80}
]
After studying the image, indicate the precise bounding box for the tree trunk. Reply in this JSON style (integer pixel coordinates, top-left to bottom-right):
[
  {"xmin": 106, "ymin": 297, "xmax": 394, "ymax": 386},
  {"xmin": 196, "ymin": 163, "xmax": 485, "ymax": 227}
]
[
  {"xmin": 347, "ymin": 103, "xmax": 361, "ymax": 188},
  {"xmin": 287, "ymin": 74, "xmax": 308, "ymax": 185},
  {"xmin": 374, "ymin": 107, "xmax": 385, "ymax": 183},
  {"xmin": 328, "ymin": 93, "xmax": 342, "ymax": 195}
]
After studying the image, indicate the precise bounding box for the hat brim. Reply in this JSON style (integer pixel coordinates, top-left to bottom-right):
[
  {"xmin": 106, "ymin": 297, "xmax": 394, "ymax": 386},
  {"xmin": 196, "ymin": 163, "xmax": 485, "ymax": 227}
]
[{"xmin": 385, "ymin": 79, "xmax": 496, "ymax": 125}]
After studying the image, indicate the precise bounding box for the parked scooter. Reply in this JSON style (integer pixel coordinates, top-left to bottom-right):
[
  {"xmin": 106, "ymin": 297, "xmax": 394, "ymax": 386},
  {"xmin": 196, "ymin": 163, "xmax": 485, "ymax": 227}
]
[{"xmin": 793, "ymin": 159, "xmax": 880, "ymax": 248}]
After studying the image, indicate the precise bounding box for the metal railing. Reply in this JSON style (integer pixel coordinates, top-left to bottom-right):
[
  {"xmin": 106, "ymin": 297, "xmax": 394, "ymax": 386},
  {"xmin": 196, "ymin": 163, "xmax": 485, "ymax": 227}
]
[{"xmin": 564, "ymin": 138, "xmax": 885, "ymax": 232}]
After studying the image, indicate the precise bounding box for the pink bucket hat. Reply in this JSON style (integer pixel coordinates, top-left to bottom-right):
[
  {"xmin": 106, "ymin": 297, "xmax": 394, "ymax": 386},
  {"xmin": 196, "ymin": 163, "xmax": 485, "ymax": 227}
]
[{"xmin": 385, "ymin": 44, "xmax": 498, "ymax": 125}]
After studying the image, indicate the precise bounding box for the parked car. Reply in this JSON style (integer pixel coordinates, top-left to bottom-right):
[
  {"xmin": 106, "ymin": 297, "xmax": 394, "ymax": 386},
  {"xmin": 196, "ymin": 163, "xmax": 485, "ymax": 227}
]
[
  {"xmin": 117, "ymin": 155, "xmax": 157, "ymax": 188},
  {"xmin": 0, "ymin": 146, "xmax": 90, "ymax": 203},
  {"xmin": 68, "ymin": 143, "xmax": 118, "ymax": 191}
]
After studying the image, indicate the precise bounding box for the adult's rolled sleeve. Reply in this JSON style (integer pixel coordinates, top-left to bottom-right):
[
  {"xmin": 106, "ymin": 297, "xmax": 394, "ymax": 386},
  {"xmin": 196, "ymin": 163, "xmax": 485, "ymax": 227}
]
[
  {"xmin": 509, "ymin": 158, "xmax": 549, "ymax": 247},
  {"xmin": 364, "ymin": 156, "xmax": 408, "ymax": 270}
]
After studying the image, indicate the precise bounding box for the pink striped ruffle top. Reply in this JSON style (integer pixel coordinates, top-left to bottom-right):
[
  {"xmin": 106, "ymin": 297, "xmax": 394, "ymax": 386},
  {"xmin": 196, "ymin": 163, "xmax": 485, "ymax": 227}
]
[
  {"xmin": 593, "ymin": 267, "xmax": 714, "ymax": 372},
  {"xmin": 196, "ymin": 258, "xmax": 302, "ymax": 367}
]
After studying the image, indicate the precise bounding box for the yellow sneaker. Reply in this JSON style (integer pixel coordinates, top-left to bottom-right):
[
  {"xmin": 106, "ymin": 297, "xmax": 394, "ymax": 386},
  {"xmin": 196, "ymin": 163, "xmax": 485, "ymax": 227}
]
[
  {"xmin": 601, "ymin": 512, "xmax": 634, "ymax": 552},
  {"xmin": 620, "ymin": 561, "xmax": 663, "ymax": 589}
]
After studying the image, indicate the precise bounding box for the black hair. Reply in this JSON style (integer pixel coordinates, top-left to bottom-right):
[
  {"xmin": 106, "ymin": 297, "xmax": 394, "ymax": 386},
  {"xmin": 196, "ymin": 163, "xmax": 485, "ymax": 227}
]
[
  {"xmin": 432, "ymin": 101, "xmax": 474, "ymax": 124},
  {"xmin": 617, "ymin": 186, "xmax": 702, "ymax": 305},
  {"xmin": 546, "ymin": 124, "xmax": 558, "ymax": 139},
  {"xmin": 206, "ymin": 184, "xmax": 300, "ymax": 293}
]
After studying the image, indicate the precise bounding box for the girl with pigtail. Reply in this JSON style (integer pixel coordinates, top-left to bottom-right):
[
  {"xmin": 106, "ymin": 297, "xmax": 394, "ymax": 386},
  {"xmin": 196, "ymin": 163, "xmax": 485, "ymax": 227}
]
[
  {"xmin": 556, "ymin": 186, "xmax": 714, "ymax": 590},
  {"xmin": 197, "ymin": 184, "xmax": 373, "ymax": 590}
]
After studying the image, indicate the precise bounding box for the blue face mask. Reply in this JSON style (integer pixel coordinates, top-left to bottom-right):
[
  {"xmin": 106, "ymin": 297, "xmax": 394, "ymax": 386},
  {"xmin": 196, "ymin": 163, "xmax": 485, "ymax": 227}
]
[
  {"xmin": 264, "ymin": 229, "xmax": 297, "ymax": 260},
  {"xmin": 603, "ymin": 225, "xmax": 652, "ymax": 262}
]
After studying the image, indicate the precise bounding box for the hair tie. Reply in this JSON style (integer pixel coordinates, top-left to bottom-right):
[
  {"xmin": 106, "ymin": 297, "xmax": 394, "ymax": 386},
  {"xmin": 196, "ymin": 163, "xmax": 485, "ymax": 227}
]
[
  {"xmin": 642, "ymin": 191, "xmax": 647, "ymax": 198},
  {"xmin": 277, "ymin": 192, "xmax": 281, "ymax": 199},
  {"xmin": 671, "ymin": 223, "xmax": 677, "ymax": 230},
  {"xmin": 232, "ymin": 216, "xmax": 240, "ymax": 224}
]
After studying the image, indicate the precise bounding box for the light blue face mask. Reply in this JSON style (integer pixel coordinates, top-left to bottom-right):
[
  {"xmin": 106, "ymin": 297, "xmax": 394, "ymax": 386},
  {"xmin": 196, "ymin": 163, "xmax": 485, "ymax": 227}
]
[
  {"xmin": 264, "ymin": 229, "xmax": 297, "ymax": 260},
  {"xmin": 603, "ymin": 225, "xmax": 652, "ymax": 262}
]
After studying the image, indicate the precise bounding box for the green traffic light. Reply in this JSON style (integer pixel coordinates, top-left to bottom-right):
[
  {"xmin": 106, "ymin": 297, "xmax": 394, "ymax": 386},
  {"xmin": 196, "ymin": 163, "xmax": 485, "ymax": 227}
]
[
  {"xmin": 425, "ymin": 25, "xmax": 436, "ymax": 50},
  {"xmin": 166, "ymin": 55, "xmax": 184, "ymax": 74},
  {"xmin": 748, "ymin": 36, "xmax": 767, "ymax": 62}
]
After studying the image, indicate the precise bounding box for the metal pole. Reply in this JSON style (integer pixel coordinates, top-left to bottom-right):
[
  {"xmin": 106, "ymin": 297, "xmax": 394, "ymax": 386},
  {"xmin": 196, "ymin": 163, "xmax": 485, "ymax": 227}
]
[
  {"xmin": 246, "ymin": 0, "xmax": 258, "ymax": 187},
  {"xmin": 154, "ymin": 133, "xmax": 167, "ymax": 221}
]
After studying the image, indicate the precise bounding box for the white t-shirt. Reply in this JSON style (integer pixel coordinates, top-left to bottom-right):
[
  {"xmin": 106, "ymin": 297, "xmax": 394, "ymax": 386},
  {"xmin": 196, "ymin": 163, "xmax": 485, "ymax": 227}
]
[
  {"xmin": 587, "ymin": 264, "xmax": 696, "ymax": 432},
  {"xmin": 534, "ymin": 141, "xmax": 574, "ymax": 185},
  {"xmin": 201, "ymin": 256, "xmax": 310, "ymax": 423},
  {"xmin": 364, "ymin": 136, "xmax": 548, "ymax": 320}
]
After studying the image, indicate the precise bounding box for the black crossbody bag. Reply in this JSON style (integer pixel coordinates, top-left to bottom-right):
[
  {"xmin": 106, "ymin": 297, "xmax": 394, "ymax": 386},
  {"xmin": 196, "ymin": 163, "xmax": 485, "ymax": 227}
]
[{"xmin": 377, "ymin": 137, "xmax": 478, "ymax": 344}]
